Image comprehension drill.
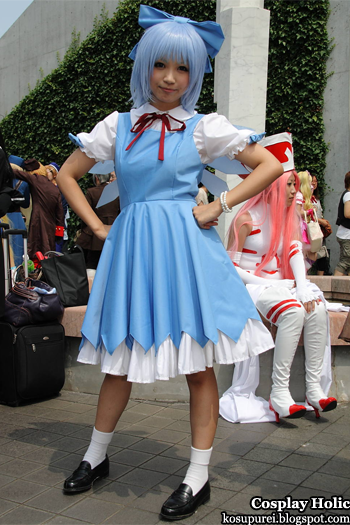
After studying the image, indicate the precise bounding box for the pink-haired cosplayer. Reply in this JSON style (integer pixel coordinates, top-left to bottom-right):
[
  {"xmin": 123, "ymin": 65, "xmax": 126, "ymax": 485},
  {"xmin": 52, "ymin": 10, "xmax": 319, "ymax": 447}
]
[{"xmin": 220, "ymin": 135, "xmax": 337, "ymax": 423}]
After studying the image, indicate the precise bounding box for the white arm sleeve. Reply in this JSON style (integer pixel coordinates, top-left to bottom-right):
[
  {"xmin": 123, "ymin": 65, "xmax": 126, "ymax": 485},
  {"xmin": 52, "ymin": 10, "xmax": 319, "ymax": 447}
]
[
  {"xmin": 76, "ymin": 111, "xmax": 119, "ymax": 162},
  {"xmin": 289, "ymin": 241, "xmax": 318, "ymax": 302},
  {"xmin": 230, "ymin": 252, "xmax": 294, "ymax": 288},
  {"xmin": 193, "ymin": 114, "xmax": 258, "ymax": 164}
]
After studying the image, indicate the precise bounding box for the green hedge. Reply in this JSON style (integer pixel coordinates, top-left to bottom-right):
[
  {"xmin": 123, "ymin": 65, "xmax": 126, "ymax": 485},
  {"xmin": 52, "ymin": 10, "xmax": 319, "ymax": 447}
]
[
  {"xmin": 1, "ymin": 0, "xmax": 331, "ymax": 238},
  {"xmin": 265, "ymin": 0, "xmax": 331, "ymax": 198}
]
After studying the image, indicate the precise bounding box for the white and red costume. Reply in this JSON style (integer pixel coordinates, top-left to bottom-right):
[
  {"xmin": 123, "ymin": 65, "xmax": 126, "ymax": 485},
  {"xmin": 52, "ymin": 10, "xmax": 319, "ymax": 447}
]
[{"xmin": 219, "ymin": 134, "xmax": 335, "ymax": 424}]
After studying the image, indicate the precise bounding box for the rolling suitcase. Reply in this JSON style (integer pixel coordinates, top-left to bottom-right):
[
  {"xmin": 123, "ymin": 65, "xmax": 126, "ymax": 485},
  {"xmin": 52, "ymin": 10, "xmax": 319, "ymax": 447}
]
[{"xmin": 0, "ymin": 226, "xmax": 65, "ymax": 406}]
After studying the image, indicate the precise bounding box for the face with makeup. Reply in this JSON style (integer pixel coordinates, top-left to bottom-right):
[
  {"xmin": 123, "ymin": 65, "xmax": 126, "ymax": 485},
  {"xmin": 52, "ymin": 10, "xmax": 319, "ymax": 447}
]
[
  {"xmin": 150, "ymin": 59, "xmax": 190, "ymax": 111},
  {"xmin": 286, "ymin": 173, "xmax": 297, "ymax": 207}
]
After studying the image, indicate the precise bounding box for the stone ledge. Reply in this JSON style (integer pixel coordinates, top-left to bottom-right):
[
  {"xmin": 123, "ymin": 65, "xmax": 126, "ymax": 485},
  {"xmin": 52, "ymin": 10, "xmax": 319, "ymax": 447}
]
[{"xmin": 61, "ymin": 305, "xmax": 349, "ymax": 346}]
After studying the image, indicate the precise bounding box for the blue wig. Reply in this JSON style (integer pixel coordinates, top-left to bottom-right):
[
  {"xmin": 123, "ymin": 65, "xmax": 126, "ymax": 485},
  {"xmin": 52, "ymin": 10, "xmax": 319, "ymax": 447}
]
[{"xmin": 130, "ymin": 21, "xmax": 208, "ymax": 112}]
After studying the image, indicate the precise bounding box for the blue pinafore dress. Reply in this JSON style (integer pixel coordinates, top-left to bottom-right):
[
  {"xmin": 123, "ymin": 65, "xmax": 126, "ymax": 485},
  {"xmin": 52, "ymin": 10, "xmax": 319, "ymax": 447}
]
[{"xmin": 78, "ymin": 112, "xmax": 273, "ymax": 383}]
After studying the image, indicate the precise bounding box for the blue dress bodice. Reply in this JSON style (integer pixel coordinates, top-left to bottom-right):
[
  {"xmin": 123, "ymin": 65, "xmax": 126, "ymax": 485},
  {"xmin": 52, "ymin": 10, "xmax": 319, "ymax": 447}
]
[{"xmin": 115, "ymin": 113, "xmax": 204, "ymax": 209}]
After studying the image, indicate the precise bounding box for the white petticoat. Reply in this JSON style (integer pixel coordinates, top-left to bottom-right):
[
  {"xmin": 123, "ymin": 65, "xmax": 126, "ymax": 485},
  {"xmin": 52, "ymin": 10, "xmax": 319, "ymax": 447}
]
[{"xmin": 78, "ymin": 319, "xmax": 274, "ymax": 384}]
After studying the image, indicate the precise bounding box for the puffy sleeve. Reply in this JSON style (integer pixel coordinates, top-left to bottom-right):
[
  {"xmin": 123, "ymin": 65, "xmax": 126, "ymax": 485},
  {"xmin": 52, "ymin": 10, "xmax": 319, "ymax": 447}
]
[
  {"xmin": 295, "ymin": 191, "xmax": 304, "ymax": 206},
  {"xmin": 75, "ymin": 111, "xmax": 119, "ymax": 162},
  {"xmin": 193, "ymin": 113, "xmax": 263, "ymax": 165}
]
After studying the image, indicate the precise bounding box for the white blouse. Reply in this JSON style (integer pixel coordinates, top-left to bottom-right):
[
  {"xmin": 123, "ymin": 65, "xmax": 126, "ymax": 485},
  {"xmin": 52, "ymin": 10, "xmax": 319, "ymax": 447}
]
[{"xmin": 77, "ymin": 103, "xmax": 257, "ymax": 165}]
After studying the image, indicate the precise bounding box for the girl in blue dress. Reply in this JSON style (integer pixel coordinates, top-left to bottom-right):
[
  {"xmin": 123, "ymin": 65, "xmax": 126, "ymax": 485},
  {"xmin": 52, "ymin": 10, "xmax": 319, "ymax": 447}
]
[{"xmin": 57, "ymin": 5, "xmax": 283, "ymax": 520}]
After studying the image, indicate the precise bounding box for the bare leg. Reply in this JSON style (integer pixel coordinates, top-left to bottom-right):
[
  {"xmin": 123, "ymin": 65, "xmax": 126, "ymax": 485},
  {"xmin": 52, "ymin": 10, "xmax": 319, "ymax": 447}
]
[
  {"xmin": 334, "ymin": 269, "xmax": 345, "ymax": 276},
  {"xmin": 186, "ymin": 367, "xmax": 219, "ymax": 449},
  {"xmin": 95, "ymin": 374, "xmax": 132, "ymax": 432}
]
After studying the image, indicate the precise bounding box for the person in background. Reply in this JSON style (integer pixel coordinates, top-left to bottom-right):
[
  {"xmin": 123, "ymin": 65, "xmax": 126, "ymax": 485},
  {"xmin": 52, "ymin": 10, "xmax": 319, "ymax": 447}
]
[
  {"xmin": 11, "ymin": 159, "xmax": 64, "ymax": 258},
  {"xmin": 221, "ymin": 164, "xmax": 336, "ymax": 425},
  {"xmin": 334, "ymin": 171, "xmax": 350, "ymax": 276},
  {"xmin": 309, "ymin": 173, "xmax": 331, "ymax": 275},
  {"xmin": 76, "ymin": 172, "xmax": 120, "ymax": 276},
  {"xmin": 3, "ymin": 155, "xmax": 31, "ymax": 267}
]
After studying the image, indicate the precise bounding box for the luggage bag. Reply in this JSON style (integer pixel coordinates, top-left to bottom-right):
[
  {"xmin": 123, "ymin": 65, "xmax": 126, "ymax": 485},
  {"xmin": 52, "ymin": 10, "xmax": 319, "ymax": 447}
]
[
  {"xmin": 0, "ymin": 321, "xmax": 65, "ymax": 406},
  {"xmin": 0, "ymin": 225, "xmax": 66, "ymax": 406}
]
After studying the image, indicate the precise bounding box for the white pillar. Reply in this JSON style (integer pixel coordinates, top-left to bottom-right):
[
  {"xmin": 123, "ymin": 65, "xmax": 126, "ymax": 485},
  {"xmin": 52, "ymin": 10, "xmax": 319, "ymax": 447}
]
[{"xmin": 215, "ymin": 0, "xmax": 270, "ymax": 243}]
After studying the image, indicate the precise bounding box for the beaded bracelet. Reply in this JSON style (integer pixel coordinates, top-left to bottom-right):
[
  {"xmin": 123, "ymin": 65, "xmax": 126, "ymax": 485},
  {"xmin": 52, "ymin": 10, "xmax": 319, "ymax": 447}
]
[{"xmin": 220, "ymin": 191, "xmax": 233, "ymax": 213}]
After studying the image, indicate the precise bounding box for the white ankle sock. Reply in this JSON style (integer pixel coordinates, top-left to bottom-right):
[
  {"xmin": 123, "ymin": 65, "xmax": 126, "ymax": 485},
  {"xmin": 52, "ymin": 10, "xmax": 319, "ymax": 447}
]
[
  {"xmin": 183, "ymin": 446, "xmax": 212, "ymax": 496},
  {"xmin": 83, "ymin": 427, "xmax": 114, "ymax": 469}
]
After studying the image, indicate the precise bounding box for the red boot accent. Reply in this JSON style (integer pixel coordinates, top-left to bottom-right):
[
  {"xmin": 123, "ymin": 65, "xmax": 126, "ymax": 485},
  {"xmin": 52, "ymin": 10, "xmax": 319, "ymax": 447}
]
[
  {"xmin": 269, "ymin": 399, "xmax": 306, "ymax": 422},
  {"xmin": 306, "ymin": 397, "xmax": 337, "ymax": 418},
  {"xmin": 269, "ymin": 399, "xmax": 280, "ymax": 423}
]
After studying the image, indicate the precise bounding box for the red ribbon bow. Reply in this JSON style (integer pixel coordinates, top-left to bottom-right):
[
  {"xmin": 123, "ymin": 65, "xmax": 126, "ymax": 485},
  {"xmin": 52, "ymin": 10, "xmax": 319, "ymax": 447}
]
[{"xmin": 126, "ymin": 112, "xmax": 186, "ymax": 161}]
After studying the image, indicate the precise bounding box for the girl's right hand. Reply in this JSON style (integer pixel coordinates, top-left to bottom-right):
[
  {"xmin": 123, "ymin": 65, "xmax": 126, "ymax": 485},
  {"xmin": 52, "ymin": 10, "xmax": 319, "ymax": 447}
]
[{"xmin": 95, "ymin": 224, "xmax": 111, "ymax": 241}]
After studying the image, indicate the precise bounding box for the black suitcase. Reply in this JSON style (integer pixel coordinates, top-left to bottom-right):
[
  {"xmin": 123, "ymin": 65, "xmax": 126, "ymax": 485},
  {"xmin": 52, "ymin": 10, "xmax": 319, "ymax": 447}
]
[
  {"xmin": 0, "ymin": 225, "xmax": 65, "ymax": 406},
  {"xmin": 0, "ymin": 321, "xmax": 65, "ymax": 406}
]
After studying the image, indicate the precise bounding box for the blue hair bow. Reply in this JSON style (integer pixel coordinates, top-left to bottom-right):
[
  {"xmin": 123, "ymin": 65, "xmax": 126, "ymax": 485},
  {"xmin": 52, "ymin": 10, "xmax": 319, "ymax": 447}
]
[{"xmin": 129, "ymin": 4, "xmax": 225, "ymax": 73}]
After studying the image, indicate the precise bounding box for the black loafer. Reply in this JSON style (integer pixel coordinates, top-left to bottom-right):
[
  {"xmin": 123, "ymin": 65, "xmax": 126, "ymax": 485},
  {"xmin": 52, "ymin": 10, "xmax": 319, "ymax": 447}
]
[
  {"xmin": 160, "ymin": 481, "xmax": 210, "ymax": 521},
  {"xmin": 63, "ymin": 455, "xmax": 109, "ymax": 494}
]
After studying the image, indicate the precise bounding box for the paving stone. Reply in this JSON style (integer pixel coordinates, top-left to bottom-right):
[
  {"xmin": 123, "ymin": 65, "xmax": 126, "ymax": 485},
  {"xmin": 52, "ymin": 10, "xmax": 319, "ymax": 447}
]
[
  {"xmin": 104, "ymin": 506, "xmax": 160, "ymax": 524},
  {"xmin": 301, "ymin": 472, "xmax": 350, "ymax": 494},
  {"xmin": 119, "ymin": 411, "xmax": 148, "ymax": 424},
  {"xmin": 24, "ymin": 447, "xmax": 70, "ymax": 466},
  {"xmin": 228, "ymin": 458, "xmax": 273, "ymax": 478},
  {"xmin": 141, "ymin": 455, "xmax": 187, "ymax": 475},
  {"xmin": 156, "ymin": 474, "xmax": 184, "ymax": 494},
  {"xmin": 261, "ymin": 465, "xmax": 313, "ymax": 484},
  {"xmin": 107, "ymin": 461, "xmax": 133, "ymax": 482},
  {"xmin": 205, "ymin": 486, "xmax": 237, "ymax": 509},
  {"xmin": 242, "ymin": 445, "xmax": 291, "ymax": 464},
  {"xmin": 110, "ymin": 433, "xmax": 142, "ymax": 449},
  {"xmin": 47, "ymin": 436, "xmax": 89, "ymax": 453},
  {"xmin": 137, "ymin": 415, "xmax": 174, "ymax": 429},
  {"xmin": 214, "ymin": 438, "xmax": 256, "ymax": 456},
  {"xmin": 26, "ymin": 487, "xmax": 85, "ymax": 513},
  {"xmin": 0, "ymin": 459, "xmax": 42, "ymax": 479},
  {"xmin": 296, "ymin": 441, "xmax": 344, "ymax": 459},
  {"xmin": 0, "ymin": 440, "xmax": 40, "ymax": 458},
  {"xmin": 259, "ymin": 435, "xmax": 306, "ymax": 452},
  {"xmin": 149, "ymin": 429, "xmax": 190, "ymax": 444},
  {"xmin": 154, "ymin": 408, "xmax": 188, "ymax": 420},
  {"xmin": 110, "ymin": 448, "xmax": 153, "ymax": 467},
  {"xmin": 160, "ymin": 444, "xmax": 190, "ymax": 461},
  {"xmin": 0, "ymin": 505, "xmax": 53, "ymax": 524},
  {"xmin": 117, "ymin": 467, "xmax": 169, "ymax": 490},
  {"xmin": 207, "ymin": 450, "xmax": 240, "ymax": 469},
  {"xmin": 242, "ymin": 478, "xmax": 296, "ymax": 498},
  {"xmin": 118, "ymin": 424, "xmax": 160, "ymax": 438},
  {"xmin": 335, "ymin": 445, "xmax": 350, "ymax": 461},
  {"xmin": 310, "ymin": 431, "xmax": 350, "ymax": 448},
  {"xmin": 0, "ymin": 498, "xmax": 17, "ymax": 517},
  {"xmin": 129, "ymin": 438, "xmax": 171, "ymax": 455},
  {"xmin": 279, "ymin": 453, "xmax": 328, "ymax": 471},
  {"xmin": 319, "ymin": 457, "xmax": 350, "ymax": 479},
  {"xmin": 92, "ymin": 480, "xmax": 146, "ymax": 504},
  {"xmin": 23, "ymin": 466, "xmax": 68, "ymax": 487},
  {"xmin": 164, "ymin": 420, "xmax": 191, "ymax": 434},
  {"xmin": 224, "ymin": 492, "xmax": 267, "ymax": 515},
  {"xmin": 0, "ymin": 474, "xmax": 15, "ymax": 488},
  {"xmin": 126, "ymin": 404, "xmax": 165, "ymax": 417},
  {"xmin": 0, "ymin": 479, "xmax": 47, "ymax": 503},
  {"xmin": 61, "ymin": 497, "xmax": 122, "ymax": 524},
  {"xmin": 210, "ymin": 466, "xmax": 255, "ymax": 491}
]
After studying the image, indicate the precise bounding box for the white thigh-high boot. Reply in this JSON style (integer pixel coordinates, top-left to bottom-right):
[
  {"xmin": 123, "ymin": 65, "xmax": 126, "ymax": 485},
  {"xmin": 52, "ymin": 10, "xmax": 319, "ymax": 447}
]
[
  {"xmin": 257, "ymin": 287, "xmax": 306, "ymax": 421},
  {"xmin": 303, "ymin": 303, "xmax": 337, "ymax": 417}
]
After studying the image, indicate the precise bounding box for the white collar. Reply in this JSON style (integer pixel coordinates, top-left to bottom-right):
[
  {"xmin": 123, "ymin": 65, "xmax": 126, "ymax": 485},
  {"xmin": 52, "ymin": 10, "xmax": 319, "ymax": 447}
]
[{"xmin": 131, "ymin": 103, "xmax": 196, "ymax": 122}]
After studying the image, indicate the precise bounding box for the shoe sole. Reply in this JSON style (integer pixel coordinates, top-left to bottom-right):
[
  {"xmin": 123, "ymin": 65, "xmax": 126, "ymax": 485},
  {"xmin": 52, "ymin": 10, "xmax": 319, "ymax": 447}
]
[
  {"xmin": 159, "ymin": 494, "xmax": 210, "ymax": 521},
  {"xmin": 63, "ymin": 470, "xmax": 109, "ymax": 495},
  {"xmin": 285, "ymin": 409, "xmax": 306, "ymax": 419},
  {"xmin": 322, "ymin": 400, "xmax": 337, "ymax": 413}
]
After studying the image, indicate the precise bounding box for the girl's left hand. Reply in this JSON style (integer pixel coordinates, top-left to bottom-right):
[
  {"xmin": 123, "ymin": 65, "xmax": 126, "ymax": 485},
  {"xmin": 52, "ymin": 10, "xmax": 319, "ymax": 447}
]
[{"xmin": 192, "ymin": 200, "xmax": 221, "ymax": 229}]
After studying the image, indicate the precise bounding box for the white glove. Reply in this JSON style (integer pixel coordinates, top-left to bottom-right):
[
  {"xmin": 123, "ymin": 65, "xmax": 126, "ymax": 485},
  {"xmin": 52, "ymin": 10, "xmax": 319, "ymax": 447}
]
[{"xmin": 289, "ymin": 241, "xmax": 319, "ymax": 304}]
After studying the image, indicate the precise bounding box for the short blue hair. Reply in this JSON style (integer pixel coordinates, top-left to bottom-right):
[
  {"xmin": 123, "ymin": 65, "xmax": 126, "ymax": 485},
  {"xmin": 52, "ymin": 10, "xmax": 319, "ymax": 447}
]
[{"xmin": 130, "ymin": 21, "xmax": 208, "ymax": 112}]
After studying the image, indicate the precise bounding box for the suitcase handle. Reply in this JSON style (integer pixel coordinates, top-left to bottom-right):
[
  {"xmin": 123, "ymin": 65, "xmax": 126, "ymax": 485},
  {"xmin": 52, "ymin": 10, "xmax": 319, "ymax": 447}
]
[
  {"xmin": 2, "ymin": 229, "xmax": 28, "ymax": 239},
  {"xmin": 0, "ymin": 222, "xmax": 10, "ymax": 230}
]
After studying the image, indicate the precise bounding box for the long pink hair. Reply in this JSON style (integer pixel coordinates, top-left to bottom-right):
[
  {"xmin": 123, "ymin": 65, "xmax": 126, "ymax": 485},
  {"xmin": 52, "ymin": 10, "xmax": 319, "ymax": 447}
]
[{"xmin": 227, "ymin": 170, "xmax": 300, "ymax": 279}]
